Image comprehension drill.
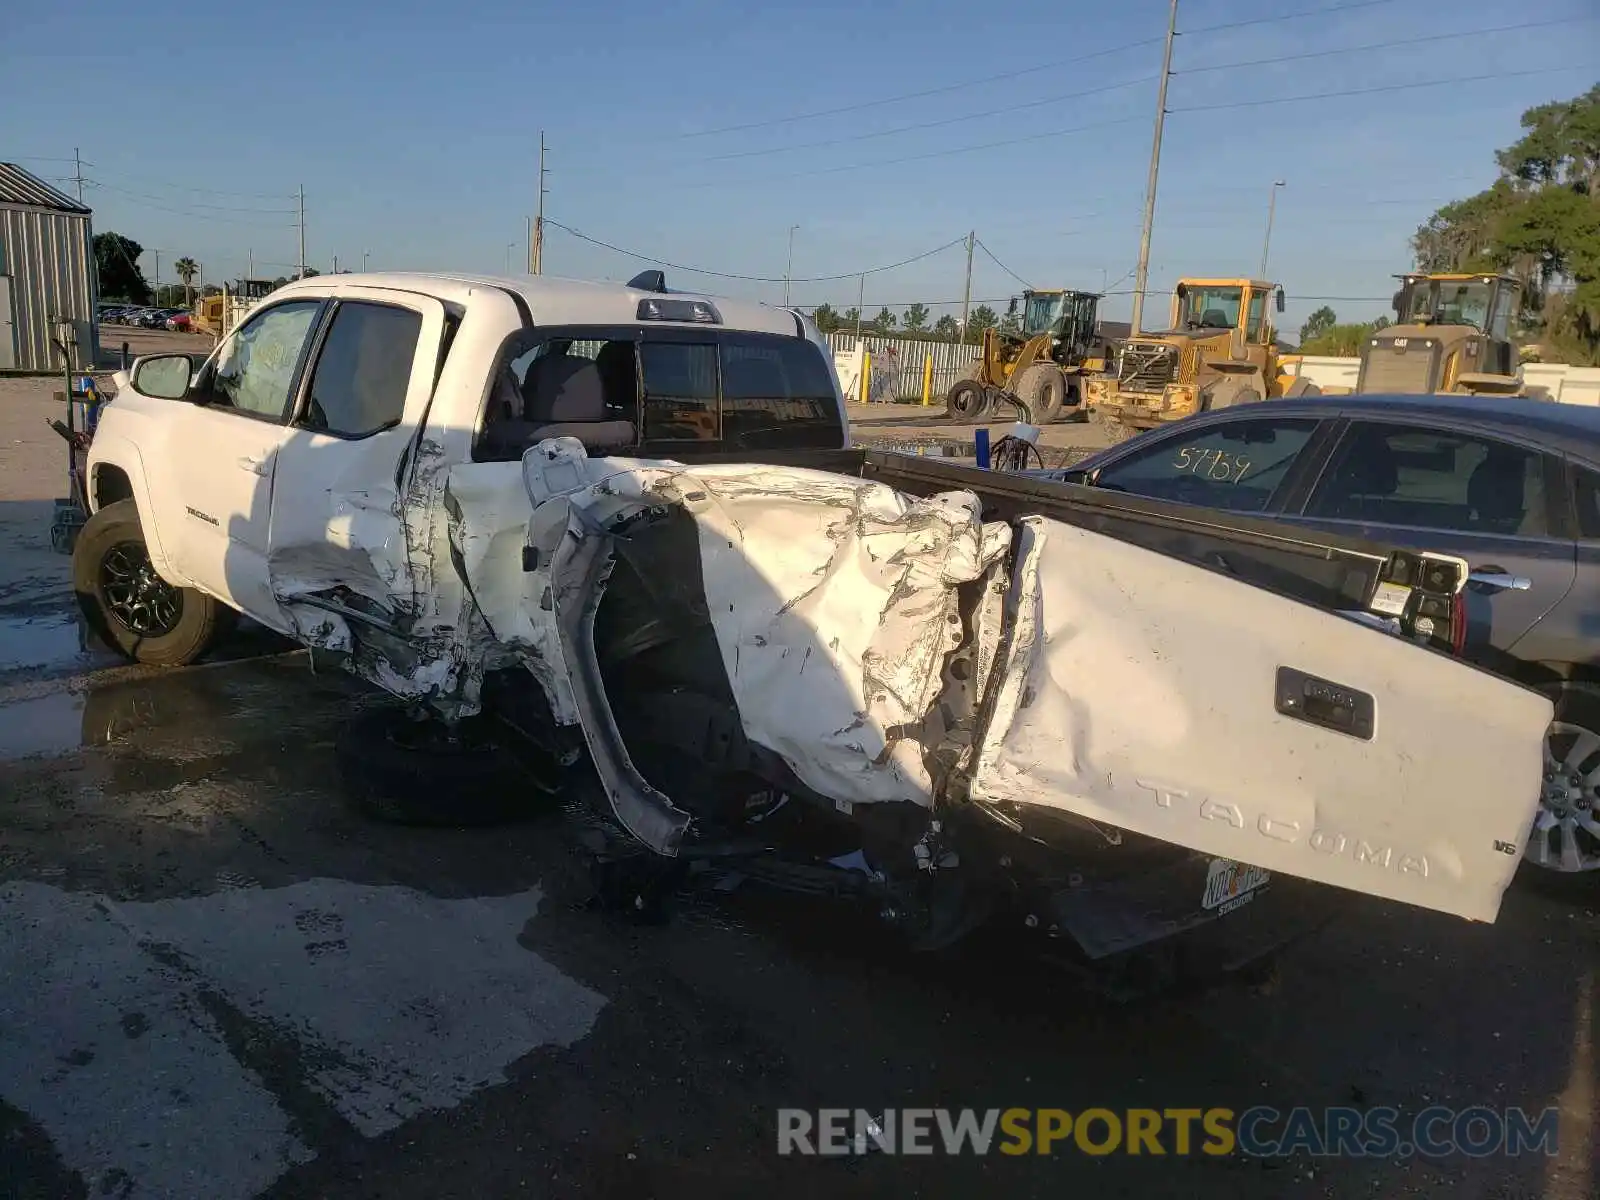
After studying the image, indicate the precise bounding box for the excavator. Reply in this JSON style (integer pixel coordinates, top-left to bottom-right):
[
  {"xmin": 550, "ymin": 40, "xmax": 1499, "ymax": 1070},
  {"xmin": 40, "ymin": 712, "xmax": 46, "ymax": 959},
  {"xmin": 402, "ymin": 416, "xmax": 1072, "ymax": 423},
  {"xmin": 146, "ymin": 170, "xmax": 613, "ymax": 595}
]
[
  {"xmin": 1350, "ymin": 272, "xmax": 1523, "ymax": 395},
  {"xmin": 944, "ymin": 288, "xmax": 1110, "ymax": 424},
  {"xmin": 1083, "ymin": 277, "xmax": 1314, "ymax": 439}
]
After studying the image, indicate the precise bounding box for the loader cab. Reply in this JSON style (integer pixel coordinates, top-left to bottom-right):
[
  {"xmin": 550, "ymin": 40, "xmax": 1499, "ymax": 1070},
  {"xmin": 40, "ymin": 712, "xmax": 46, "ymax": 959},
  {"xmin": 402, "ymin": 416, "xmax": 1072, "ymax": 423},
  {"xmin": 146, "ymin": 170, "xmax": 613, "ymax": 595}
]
[
  {"xmin": 1391, "ymin": 273, "xmax": 1517, "ymax": 340},
  {"xmin": 1018, "ymin": 288, "xmax": 1102, "ymax": 359},
  {"xmin": 1169, "ymin": 279, "xmax": 1284, "ymax": 345}
]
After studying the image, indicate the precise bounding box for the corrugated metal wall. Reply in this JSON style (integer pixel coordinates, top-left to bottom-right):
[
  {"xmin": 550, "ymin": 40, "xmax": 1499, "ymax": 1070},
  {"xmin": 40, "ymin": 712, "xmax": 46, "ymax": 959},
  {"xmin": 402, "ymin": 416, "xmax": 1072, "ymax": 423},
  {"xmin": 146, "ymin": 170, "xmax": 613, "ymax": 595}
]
[
  {"xmin": 824, "ymin": 332, "xmax": 978, "ymax": 402},
  {"xmin": 0, "ymin": 204, "xmax": 97, "ymax": 372}
]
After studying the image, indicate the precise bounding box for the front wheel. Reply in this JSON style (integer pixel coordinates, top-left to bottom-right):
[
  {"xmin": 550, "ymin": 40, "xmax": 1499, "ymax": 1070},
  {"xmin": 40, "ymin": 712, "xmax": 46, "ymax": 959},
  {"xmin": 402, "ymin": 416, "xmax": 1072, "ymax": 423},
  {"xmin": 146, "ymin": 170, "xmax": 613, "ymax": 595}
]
[{"xmin": 73, "ymin": 499, "xmax": 223, "ymax": 666}]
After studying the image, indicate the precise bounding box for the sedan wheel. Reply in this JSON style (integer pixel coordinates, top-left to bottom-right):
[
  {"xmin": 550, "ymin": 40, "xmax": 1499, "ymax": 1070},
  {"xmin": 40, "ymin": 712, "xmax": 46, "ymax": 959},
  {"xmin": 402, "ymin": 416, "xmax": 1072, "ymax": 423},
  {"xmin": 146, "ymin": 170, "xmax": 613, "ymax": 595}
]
[{"xmin": 1529, "ymin": 718, "xmax": 1600, "ymax": 874}]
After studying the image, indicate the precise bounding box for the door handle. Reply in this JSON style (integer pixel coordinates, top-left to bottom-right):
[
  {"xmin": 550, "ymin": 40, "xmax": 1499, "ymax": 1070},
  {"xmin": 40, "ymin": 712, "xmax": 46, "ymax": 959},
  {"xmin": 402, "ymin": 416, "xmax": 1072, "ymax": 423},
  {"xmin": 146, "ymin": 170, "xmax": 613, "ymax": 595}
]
[
  {"xmin": 238, "ymin": 454, "xmax": 271, "ymax": 476},
  {"xmin": 1467, "ymin": 568, "xmax": 1532, "ymax": 592}
]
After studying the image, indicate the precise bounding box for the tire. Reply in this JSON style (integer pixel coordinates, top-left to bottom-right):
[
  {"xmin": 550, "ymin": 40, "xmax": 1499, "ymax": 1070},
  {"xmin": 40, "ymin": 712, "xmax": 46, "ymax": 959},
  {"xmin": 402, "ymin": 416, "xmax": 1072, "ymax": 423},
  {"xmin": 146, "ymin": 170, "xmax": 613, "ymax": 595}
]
[
  {"xmin": 335, "ymin": 707, "xmax": 551, "ymax": 827},
  {"xmin": 73, "ymin": 499, "xmax": 223, "ymax": 666},
  {"xmin": 945, "ymin": 378, "xmax": 993, "ymax": 424},
  {"xmin": 1011, "ymin": 364, "xmax": 1068, "ymax": 424},
  {"xmin": 1284, "ymin": 377, "xmax": 1321, "ymax": 398},
  {"xmin": 1518, "ymin": 681, "xmax": 1600, "ymax": 896},
  {"xmin": 1202, "ymin": 381, "xmax": 1263, "ymax": 412}
]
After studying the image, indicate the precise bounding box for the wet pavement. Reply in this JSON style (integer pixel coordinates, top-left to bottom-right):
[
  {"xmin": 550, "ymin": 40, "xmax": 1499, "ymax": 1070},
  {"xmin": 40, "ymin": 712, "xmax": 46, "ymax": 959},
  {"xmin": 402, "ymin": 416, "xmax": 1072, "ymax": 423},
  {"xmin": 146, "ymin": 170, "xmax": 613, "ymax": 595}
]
[{"xmin": 0, "ymin": 616, "xmax": 1596, "ymax": 1199}]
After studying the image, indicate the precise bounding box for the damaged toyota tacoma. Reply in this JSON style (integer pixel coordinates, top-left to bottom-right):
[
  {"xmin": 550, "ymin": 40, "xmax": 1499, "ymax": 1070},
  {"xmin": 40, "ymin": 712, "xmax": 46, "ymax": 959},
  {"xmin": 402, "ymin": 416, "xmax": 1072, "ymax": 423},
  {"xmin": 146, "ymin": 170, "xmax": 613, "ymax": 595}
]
[{"xmin": 75, "ymin": 271, "xmax": 1553, "ymax": 969}]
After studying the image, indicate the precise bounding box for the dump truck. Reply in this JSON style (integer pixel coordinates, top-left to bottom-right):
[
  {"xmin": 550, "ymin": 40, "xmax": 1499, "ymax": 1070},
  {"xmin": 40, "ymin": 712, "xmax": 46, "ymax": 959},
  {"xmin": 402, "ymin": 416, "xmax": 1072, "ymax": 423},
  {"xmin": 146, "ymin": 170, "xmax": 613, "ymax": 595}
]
[
  {"xmin": 1352, "ymin": 272, "xmax": 1523, "ymax": 396},
  {"xmin": 1084, "ymin": 278, "xmax": 1313, "ymax": 439},
  {"xmin": 945, "ymin": 288, "xmax": 1110, "ymax": 424}
]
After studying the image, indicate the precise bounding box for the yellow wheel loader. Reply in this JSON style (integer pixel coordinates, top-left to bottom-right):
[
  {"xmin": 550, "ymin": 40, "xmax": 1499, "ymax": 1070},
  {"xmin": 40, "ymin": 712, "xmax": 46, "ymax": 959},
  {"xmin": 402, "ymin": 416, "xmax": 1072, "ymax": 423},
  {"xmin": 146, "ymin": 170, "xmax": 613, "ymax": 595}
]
[
  {"xmin": 944, "ymin": 288, "xmax": 1110, "ymax": 424},
  {"xmin": 1083, "ymin": 278, "xmax": 1314, "ymax": 441},
  {"xmin": 1353, "ymin": 273, "xmax": 1523, "ymax": 396}
]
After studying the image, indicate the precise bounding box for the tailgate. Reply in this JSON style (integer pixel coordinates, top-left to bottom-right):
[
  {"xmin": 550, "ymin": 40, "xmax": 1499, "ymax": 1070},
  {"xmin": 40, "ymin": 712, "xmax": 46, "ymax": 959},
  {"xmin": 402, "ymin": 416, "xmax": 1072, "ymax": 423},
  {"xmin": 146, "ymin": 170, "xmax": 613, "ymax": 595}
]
[{"xmin": 968, "ymin": 517, "xmax": 1551, "ymax": 923}]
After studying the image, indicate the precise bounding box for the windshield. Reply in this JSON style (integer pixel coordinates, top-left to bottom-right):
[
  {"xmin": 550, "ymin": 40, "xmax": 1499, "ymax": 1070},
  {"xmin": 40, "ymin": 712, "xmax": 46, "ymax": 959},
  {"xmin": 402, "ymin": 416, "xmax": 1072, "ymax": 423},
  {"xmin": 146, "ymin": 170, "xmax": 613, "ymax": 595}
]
[
  {"xmin": 1178, "ymin": 286, "xmax": 1243, "ymax": 331},
  {"xmin": 1402, "ymin": 279, "xmax": 1493, "ymax": 331},
  {"xmin": 1022, "ymin": 293, "xmax": 1065, "ymax": 337}
]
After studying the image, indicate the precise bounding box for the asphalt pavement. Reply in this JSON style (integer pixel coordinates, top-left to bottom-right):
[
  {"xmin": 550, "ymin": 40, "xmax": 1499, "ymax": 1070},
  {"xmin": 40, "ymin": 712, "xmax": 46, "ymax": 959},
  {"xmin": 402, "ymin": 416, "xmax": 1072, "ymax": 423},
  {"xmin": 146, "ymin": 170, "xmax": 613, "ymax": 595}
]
[{"xmin": 0, "ymin": 364, "xmax": 1595, "ymax": 1199}]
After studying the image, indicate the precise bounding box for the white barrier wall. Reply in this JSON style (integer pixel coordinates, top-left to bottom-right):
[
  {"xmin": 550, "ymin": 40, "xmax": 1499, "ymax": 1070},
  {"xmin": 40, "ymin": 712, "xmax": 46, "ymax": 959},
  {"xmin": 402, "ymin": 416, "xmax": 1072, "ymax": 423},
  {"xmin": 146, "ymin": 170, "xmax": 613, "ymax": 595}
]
[{"xmin": 1281, "ymin": 357, "xmax": 1600, "ymax": 406}]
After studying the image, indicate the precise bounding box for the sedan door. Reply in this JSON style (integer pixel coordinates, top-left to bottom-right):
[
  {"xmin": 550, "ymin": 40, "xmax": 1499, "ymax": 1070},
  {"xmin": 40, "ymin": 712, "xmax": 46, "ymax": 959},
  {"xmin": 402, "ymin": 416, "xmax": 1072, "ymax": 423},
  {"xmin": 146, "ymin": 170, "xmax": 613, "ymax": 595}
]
[{"xmin": 1289, "ymin": 419, "xmax": 1577, "ymax": 668}]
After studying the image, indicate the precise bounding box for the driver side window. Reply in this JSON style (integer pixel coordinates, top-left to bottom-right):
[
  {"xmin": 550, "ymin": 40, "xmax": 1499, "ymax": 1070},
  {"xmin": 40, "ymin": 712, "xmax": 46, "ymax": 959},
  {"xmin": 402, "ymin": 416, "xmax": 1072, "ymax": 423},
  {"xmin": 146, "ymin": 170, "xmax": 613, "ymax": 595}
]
[
  {"xmin": 208, "ymin": 301, "xmax": 322, "ymax": 422},
  {"xmin": 1092, "ymin": 418, "xmax": 1320, "ymax": 513}
]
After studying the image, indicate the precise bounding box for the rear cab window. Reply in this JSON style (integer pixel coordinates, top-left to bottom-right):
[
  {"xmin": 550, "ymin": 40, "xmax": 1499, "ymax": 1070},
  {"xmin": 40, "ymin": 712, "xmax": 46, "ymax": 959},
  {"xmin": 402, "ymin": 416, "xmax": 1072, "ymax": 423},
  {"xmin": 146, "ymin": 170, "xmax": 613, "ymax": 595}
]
[
  {"xmin": 475, "ymin": 326, "xmax": 842, "ymax": 461},
  {"xmin": 1575, "ymin": 466, "xmax": 1600, "ymax": 540}
]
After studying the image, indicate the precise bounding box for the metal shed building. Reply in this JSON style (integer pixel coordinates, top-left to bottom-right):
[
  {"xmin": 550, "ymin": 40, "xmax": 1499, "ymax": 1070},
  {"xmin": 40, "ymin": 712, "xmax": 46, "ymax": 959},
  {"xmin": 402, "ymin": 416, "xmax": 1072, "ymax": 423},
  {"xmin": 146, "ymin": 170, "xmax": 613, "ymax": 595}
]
[{"xmin": 0, "ymin": 162, "xmax": 97, "ymax": 372}]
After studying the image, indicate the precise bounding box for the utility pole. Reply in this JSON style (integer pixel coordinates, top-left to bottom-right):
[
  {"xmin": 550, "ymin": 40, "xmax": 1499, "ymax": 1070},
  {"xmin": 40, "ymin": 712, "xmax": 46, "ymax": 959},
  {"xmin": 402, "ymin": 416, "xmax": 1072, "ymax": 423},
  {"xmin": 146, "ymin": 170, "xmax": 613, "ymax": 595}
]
[
  {"xmin": 531, "ymin": 131, "xmax": 548, "ymax": 275},
  {"xmin": 1130, "ymin": 0, "xmax": 1178, "ymax": 336},
  {"xmin": 248, "ymin": 248, "xmax": 254, "ymax": 278},
  {"xmin": 1260, "ymin": 180, "xmax": 1285, "ymax": 279},
  {"xmin": 855, "ymin": 274, "xmax": 865, "ymax": 340},
  {"xmin": 296, "ymin": 185, "xmax": 307, "ymax": 279},
  {"xmin": 959, "ymin": 230, "xmax": 975, "ymax": 339},
  {"xmin": 72, "ymin": 148, "xmax": 85, "ymax": 204},
  {"xmin": 333, "ymin": 254, "xmax": 339, "ymax": 274},
  {"xmin": 152, "ymin": 249, "xmax": 160, "ymax": 301},
  {"xmin": 783, "ymin": 224, "xmax": 800, "ymax": 307}
]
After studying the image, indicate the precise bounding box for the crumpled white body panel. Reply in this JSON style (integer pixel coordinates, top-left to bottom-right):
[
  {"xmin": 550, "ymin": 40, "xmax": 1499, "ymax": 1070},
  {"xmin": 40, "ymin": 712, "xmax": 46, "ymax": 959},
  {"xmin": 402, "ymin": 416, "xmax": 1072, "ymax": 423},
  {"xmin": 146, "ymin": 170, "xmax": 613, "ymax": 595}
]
[{"xmin": 968, "ymin": 518, "xmax": 1552, "ymax": 923}]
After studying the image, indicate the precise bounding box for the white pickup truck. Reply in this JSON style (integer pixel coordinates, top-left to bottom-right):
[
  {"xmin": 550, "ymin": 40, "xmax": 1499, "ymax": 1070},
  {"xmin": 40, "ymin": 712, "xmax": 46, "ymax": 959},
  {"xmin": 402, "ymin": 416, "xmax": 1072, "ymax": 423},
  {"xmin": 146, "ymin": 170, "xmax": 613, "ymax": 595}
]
[{"xmin": 76, "ymin": 270, "xmax": 1551, "ymax": 963}]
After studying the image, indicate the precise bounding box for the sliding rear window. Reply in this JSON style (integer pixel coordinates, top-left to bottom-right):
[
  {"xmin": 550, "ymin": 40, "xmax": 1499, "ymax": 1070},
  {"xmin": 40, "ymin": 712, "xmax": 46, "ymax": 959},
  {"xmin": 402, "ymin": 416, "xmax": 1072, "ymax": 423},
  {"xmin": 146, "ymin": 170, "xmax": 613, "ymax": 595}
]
[{"xmin": 639, "ymin": 332, "xmax": 841, "ymax": 448}]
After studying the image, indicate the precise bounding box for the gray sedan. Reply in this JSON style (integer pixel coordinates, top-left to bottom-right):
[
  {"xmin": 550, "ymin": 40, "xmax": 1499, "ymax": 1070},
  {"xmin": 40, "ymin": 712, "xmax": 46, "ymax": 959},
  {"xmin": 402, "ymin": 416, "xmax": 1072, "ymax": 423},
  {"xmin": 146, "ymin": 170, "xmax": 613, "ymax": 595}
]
[{"xmin": 1058, "ymin": 393, "xmax": 1600, "ymax": 881}]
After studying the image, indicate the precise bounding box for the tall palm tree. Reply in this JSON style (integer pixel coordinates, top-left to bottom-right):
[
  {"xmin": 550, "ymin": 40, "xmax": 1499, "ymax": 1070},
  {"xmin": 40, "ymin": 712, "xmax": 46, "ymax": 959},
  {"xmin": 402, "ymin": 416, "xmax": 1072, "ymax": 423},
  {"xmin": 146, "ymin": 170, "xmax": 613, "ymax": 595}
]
[{"xmin": 174, "ymin": 257, "xmax": 198, "ymax": 307}]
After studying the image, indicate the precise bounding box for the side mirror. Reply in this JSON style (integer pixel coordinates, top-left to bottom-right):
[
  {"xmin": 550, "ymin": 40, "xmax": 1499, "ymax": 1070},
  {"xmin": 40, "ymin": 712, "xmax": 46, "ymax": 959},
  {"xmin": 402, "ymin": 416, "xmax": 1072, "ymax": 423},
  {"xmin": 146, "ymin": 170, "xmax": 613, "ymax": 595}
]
[
  {"xmin": 1275, "ymin": 288, "xmax": 1285, "ymax": 314},
  {"xmin": 129, "ymin": 354, "xmax": 194, "ymax": 400}
]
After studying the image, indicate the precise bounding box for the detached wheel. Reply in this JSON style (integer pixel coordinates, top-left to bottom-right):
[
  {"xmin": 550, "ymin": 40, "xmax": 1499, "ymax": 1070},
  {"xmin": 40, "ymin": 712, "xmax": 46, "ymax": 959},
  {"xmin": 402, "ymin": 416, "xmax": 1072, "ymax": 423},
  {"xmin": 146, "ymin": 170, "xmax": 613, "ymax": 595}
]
[
  {"xmin": 335, "ymin": 707, "xmax": 550, "ymax": 827},
  {"xmin": 945, "ymin": 379, "xmax": 992, "ymax": 424},
  {"xmin": 73, "ymin": 499, "xmax": 222, "ymax": 666},
  {"xmin": 1521, "ymin": 682, "xmax": 1600, "ymax": 893},
  {"xmin": 1012, "ymin": 364, "xmax": 1068, "ymax": 424},
  {"xmin": 1284, "ymin": 377, "xmax": 1321, "ymax": 398},
  {"xmin": 1201, "ymin": 381, "xmax": 1263, "ymax": 412}
]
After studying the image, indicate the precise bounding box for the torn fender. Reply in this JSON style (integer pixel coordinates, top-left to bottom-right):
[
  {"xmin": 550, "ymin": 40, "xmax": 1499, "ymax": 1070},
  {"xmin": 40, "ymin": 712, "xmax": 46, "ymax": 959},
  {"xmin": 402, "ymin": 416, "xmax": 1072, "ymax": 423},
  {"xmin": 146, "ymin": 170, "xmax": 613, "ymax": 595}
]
[{"xmin": 968, "ymin": 517, "xmax": 1551, "ymax": 923}]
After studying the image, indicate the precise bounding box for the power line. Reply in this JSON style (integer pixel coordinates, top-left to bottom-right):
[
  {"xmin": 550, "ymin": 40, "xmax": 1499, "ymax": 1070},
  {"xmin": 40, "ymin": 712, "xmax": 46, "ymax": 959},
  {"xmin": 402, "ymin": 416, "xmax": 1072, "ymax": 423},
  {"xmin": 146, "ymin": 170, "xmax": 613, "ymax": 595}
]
[
  {"xmin": 677, "ymin": 0, "xmax": 1399, "ymax": 143},
  {"xmin": 1182, "ymin": 0, "xmax": 1396, "ymax": 36},
  {"xmin": 677, "ymin": 36, "xmax": 1163, "ymax": 139},
  {"xmin": 86, "ymin": 179, "xmax": 296, "ymax": 214},
  {"xmin": 78, "ymin": 166, "xmax": 292, "ymax": 202},
  {"xmin": 83, "ymin": 181, "xmax": 294, "ymax": 227},
  {"xmin": 974, "ymin": 239, "xmax": 1033, "ymax": 289},
  {"xmin": 699, "ymin": 115, "xmax": 1145, "ymax": 189},
  {"xmin": 1176, "ymin": 15, "xmax": 1594, "ymax": 77},
  {"xmin": 1171, "ymin": 64, "xmax": 1588, "ymax": 114},
  {"xmin": 703, "ymin": 75, "xmax": 1155, "ymax": 163},
  {"xmin": 545, "ymin": 220, "xmax": 966, "ymax": 283}
]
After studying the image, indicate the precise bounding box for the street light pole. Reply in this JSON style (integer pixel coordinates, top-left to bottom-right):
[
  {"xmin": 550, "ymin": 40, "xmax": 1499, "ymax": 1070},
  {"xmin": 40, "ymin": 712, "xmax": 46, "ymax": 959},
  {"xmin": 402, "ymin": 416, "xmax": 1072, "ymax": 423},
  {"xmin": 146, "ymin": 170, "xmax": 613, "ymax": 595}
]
[
  {"xmin": 505, "ymin": 242, "xmax": 516, "ymax": 274},
  {"xmin": 1260, "ymin": 180, "xmax": 1286, "ymax": 279},
  {"xmin": 362, "ymin": 250, "xmax": 370, "ymax": 272},
  {"xmin": 783, "ymin": 224, "xmax": 800, "ymax": 307}
]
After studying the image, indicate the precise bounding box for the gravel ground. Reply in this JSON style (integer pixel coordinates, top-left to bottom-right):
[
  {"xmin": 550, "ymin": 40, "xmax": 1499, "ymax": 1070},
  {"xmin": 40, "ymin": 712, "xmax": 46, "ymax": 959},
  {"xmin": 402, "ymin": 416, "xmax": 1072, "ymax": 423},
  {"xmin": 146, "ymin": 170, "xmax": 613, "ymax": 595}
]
[{"xmin": 0, "ymin": 334, "xmax": 1594, "ymax": 1200}]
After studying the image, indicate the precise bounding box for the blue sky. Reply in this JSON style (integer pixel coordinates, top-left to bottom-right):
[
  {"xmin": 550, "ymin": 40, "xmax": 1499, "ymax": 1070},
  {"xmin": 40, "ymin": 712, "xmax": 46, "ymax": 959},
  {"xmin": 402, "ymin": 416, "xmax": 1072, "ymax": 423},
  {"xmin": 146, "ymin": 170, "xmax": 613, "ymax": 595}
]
[{"xmin": 3, "ymin": 0, "xmax": 1595, "ymax": 333}]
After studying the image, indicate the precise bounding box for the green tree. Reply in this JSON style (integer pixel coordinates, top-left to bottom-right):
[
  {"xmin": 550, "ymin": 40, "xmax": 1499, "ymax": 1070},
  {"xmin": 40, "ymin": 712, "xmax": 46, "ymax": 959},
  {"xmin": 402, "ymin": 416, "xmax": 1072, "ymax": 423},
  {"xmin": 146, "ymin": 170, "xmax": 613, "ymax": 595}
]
[
  {"xmin": 1413, "ymin": 83, "xmax": 1600, "ymax": 362},
  {"xmin": 932, "ymin": 314, "xmax": 959, "ymax": 340},
  {"xmin": 998, "ymin": 310, "xmax": 1021, "ymax": 337},
  {"xmin": 871, "ymin": 306, "xmax": 897, "ymax": 332},
  {"xmin": 173, "ymin": 256, "xmax": 199, "ymax": 306},
  {"xmin": 902, "ymin": 302, "xmax": 930, "ymax": 333},
  {"xmin": 1299, "ymin": 306, "xmax": 1338, "ymax": 344},
  {"xmin": 841, "ymin": 306, "xmax": 861, "ymax": 330},
  {"xmin": 811, "ymin": 302, "xmax": 840, "ymax": 333},
  {"xmin": 966, "ymin": 304, "xmax": 999, "ymax": 342},
  {"xmin": 94, "ymin": 232, "xmax": 151, "ymax": 303},
  {"xmin": 1302, "ymin": 321, "xmax": 1387, "ymax": 356}
]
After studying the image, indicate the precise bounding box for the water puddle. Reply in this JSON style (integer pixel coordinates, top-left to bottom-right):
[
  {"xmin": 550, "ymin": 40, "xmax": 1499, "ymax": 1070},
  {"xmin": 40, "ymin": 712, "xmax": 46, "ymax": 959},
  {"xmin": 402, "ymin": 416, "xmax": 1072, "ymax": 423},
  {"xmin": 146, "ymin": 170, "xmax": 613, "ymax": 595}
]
[
  {"xmin": 0, "ymin": 691, "xmax": 87, "ymax": 760},
  {"xmin": 0, "ymin": 612, "xmax": 117, "ymax": 676}
]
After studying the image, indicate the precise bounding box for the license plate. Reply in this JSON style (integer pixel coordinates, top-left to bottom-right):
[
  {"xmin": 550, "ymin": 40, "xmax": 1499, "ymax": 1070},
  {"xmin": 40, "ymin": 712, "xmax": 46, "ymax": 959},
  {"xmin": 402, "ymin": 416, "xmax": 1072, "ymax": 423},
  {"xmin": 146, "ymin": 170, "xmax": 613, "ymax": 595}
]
[{"xmin": 1202, "ymin": 858, "xmax": 1271, "ymax": 911}]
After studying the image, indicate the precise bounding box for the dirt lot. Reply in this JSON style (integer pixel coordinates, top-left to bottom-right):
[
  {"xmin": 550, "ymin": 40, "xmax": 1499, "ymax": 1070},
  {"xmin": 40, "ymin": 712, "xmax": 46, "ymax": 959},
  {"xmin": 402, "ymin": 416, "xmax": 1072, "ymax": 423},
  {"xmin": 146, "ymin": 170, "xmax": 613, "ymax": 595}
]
[{"xmin": 0, "ymin": 338, "xmax": 1595, "ymax": 1200}]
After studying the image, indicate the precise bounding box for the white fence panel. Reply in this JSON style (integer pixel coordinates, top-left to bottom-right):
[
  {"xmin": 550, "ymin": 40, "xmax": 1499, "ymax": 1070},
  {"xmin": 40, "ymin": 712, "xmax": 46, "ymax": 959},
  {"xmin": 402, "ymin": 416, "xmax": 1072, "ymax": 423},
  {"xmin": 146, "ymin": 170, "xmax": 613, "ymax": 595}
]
[{"xmin": 825, "ymin": 333, "xmax": 979, "ymax": 402}]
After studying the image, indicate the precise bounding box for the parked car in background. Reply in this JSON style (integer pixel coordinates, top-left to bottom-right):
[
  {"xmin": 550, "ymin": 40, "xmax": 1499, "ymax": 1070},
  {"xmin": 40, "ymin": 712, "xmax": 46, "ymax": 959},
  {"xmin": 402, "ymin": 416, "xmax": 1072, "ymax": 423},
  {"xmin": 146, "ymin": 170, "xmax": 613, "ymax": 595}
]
[
  {"xmin": 165, "ymin": 312, "xmax": 193, "ymax": 332},
  {"xmin": 1053, "ymin": 393, "xmax": 1600, "ymax": 882}
]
